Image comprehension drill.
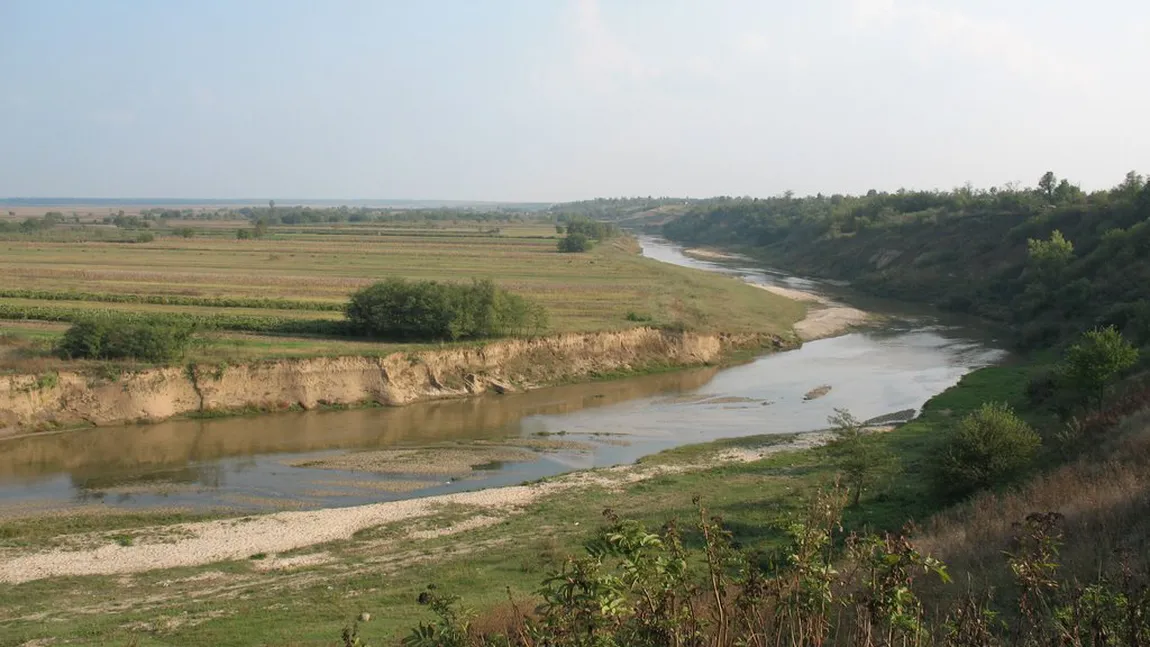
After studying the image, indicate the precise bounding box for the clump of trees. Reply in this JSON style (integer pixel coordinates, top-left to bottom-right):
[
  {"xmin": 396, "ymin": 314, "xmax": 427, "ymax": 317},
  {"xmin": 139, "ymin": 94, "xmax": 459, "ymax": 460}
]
[
  {"xmin": 556, "ymin": 217, "xmax": 618, "ymax": 253},
  {"xmin": 58, "ymin": 318, "xmax": 194, "ymax": 363},
  {"xmin": 557, "ymin": 232, "xmax": 592, "ymax": 253},
  {"xmin": 345, "ymin": 278, "xmax": 548, "ymax": 341},
  {"xmin": 559, "ymin": 218, "xmax": 619, "ymax": 240}
]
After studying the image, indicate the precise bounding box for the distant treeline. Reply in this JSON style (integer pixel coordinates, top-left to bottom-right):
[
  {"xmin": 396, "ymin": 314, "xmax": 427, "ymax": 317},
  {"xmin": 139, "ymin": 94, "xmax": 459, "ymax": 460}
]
[
  {"xmin": 548, "ymin": 196, "xmax": 692, "ymax": 221},
  {"xmin": 145, "ymin": 206, "xmax": 547, "ymax": 225},
  {"xmin": 662, "ymin": 171, "xmax": 1150, "ymax": 349}
]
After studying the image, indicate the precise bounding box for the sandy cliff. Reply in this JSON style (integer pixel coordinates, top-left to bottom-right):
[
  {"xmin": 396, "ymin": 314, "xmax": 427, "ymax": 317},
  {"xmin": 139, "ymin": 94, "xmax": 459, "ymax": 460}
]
[{"xmin": 0, "ymin": 328, "xmax": 787, "ymax": 435}]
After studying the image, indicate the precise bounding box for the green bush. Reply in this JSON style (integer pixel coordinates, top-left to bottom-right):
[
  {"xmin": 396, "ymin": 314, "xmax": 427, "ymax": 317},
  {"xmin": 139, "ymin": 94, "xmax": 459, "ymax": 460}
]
[
  {"xmin": 933, "ymin": 402, "xmax": 1041, "ymax": 499},
  {"xmin": 135, "ymin": 232, "xmax": 155, "ymax": 243},
  {"xmin": 557, "ymin": 233, "xmax": 592, "ymax": 253},
  {"xmin": 345, "ymin": 278, "xmax": 547, "ymax": 341},
  {"xmin": 58, "ymin": 318, "xmax": 195, "ymax": 363}
]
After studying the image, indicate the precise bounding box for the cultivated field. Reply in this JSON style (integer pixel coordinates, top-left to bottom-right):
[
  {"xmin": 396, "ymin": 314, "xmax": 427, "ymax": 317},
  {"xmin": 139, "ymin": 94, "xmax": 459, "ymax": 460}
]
[{"xmin": 0, "ymin": 220, "xmax": 803, "ymax": 373}]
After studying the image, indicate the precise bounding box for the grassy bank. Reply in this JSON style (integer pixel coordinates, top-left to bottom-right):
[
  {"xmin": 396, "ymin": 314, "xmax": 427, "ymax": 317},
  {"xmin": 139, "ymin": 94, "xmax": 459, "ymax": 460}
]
[{"xmin": 0, "ymin": 362, "xmax": 1066, "ymax": 646}]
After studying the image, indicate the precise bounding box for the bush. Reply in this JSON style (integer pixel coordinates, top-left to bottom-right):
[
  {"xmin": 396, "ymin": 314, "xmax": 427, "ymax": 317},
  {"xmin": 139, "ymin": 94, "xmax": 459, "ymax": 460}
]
[
  {"xmin": 345, "ymin": 278, "xmax": 547, "ymax": 341},
  {"xmin": 236, "ymin": 228, "xmax": 252, "ymax": 240},
  {"xmin": 58, "ymin": 318, "xmax": 194, "ymax": 363},
  {"xmin": 135, "ymin": 232, "xmax": 155, "ymax": 243},
  {"xmin": 933, "ymin": 402, "xmax": 1041, "ymax": 499},
  {"xmin": 557, "ymin": 233, "xmax": 592, "ymax": 253}
]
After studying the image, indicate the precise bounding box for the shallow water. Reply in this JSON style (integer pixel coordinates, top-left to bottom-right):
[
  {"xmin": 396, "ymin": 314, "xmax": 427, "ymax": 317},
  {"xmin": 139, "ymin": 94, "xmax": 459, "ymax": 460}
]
[{"xmin": 0, "ymin": 239, "xmax": 1007, "ymax": 515}]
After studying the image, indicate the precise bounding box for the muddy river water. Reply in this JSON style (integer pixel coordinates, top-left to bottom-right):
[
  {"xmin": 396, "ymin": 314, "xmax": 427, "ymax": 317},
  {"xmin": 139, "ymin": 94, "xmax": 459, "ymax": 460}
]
[{"xmin": 0, "ymin": 238, "xmax": 1007, "ymax": 515}]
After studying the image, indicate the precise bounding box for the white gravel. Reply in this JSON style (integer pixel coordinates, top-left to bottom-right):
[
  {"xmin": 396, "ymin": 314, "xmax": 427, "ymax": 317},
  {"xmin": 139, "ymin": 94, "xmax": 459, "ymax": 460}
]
[{"xmin": 0, "ymin": 483, "xmax": 555, "ymax": 584}]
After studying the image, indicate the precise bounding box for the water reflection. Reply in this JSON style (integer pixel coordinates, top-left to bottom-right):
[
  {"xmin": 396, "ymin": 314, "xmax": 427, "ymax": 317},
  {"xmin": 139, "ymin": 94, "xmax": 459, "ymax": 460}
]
[{"xmin": 0, "ymin": 367, "xmax": 720, "ymax": 489}]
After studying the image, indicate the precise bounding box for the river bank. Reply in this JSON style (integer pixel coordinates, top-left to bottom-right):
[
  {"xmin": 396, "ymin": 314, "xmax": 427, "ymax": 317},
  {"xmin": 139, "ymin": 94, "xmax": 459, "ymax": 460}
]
[
  {"xmin": 0, "ymin": 429, "xmax": 837, "ymax": 584},
  {"xmin": 0, "ymin": 328, "xmax": 790, "ymax": 436}
]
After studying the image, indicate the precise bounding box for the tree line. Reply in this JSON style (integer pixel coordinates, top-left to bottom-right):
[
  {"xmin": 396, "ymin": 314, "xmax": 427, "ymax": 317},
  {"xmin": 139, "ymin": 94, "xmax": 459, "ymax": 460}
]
[{"xmin": 662, "ymin": 171, "xmax": 1150, "ymax": 351}]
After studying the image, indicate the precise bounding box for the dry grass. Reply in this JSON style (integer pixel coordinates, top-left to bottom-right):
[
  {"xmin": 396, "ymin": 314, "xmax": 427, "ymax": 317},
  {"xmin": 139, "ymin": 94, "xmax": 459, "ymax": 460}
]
[{"xmin": 916, "ymin": 408, "xmax": 1150, "ymax": 598}]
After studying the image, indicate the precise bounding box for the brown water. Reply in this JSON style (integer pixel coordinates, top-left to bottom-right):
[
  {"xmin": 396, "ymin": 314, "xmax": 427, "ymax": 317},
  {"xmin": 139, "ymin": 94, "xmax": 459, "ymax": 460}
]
[{"xmin": 0, "ymin": 238, "xmax": 1007, "ymax": 515}]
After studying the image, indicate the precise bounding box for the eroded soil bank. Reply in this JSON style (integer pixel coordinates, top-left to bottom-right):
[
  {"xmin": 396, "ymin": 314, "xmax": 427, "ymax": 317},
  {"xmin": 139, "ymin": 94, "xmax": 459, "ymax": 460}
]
[{"xmin": 0, "ymin": 328, "xmax": 789, "ymax": 436}]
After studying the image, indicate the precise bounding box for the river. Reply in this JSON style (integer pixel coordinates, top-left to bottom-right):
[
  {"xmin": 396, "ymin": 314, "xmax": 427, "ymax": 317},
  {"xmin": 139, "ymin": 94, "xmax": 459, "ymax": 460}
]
[{"xmin": 0, "ymin": 238, "xmax": 1007, "ymax": 516}]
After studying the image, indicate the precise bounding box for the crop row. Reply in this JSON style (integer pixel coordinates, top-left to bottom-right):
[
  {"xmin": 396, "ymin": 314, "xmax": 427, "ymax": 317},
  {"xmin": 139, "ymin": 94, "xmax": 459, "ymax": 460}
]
[
  {"xmin": 0, "ymin": 289, "xmax": 344, "ymax": 311},
  {"xmin": 0, "ymin": 304, "xmax": 352, "ymax": 337}
]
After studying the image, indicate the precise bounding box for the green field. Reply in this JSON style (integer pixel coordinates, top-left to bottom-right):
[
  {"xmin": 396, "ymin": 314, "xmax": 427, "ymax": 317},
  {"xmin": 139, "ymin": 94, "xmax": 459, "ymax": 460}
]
[{"xmin": 0, "ymin": 222, "xmax": 803, "ymax": 373}]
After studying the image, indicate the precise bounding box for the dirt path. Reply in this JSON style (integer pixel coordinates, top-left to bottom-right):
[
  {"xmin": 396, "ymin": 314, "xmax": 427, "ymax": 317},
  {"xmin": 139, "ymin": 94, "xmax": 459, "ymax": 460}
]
[
  {"xmin": 749, "ymin": 284, "xmax": 871, "ymax": 341},
  {"xmin": 0, "ymin": 433, "xmax": 830, "ymax": 584}
]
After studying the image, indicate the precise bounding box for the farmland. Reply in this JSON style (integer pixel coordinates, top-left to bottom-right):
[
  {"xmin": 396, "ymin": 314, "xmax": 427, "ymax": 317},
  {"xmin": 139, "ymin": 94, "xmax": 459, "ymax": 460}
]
[{"xmin": 0, "ymin": 218, "xmax": 803, "ymax": 374}]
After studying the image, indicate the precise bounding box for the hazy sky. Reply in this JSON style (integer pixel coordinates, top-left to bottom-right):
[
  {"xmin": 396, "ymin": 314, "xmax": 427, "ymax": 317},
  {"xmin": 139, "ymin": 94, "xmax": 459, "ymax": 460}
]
[{"xmin": 2, "ymin": 0, "xmax": 1147, "ymax": 201}]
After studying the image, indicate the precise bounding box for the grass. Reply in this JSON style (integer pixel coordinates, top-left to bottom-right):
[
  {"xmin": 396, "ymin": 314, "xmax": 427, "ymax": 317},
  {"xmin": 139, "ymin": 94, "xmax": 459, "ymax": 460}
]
[{"xmin": 0, "ymin": 224, "xmax": 803, "ymax": 372}]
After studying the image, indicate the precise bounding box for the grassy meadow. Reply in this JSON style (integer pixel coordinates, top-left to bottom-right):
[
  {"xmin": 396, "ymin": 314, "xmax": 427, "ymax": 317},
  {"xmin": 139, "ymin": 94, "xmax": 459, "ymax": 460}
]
[{"xmin": 0, "ymin": 220, "xmax": 804, "ymax": 373}]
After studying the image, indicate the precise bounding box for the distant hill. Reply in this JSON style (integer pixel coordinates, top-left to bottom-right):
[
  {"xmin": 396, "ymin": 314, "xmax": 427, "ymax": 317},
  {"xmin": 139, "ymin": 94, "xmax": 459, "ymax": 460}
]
[{"xmin": 662, "ymin": 172, "xmax": 1150, "ymax": 350}]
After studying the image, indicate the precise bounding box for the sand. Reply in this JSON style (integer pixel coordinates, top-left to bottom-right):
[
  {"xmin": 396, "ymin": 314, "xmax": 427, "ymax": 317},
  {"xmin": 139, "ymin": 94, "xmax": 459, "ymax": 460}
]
[
  {"xmin": 749, "ymin": 284, "xmax": 871, "ymax": 341},
  {"xmin": 682, "ymin": 248, "xmax": 744, "ymax": 261}
]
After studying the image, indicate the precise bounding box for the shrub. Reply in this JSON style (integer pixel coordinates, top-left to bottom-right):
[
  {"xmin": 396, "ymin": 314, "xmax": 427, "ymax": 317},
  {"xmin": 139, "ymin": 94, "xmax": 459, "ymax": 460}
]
[
  {"xmin": 236, "ymin": 228, "xmax": 252, "ymax": 240},
  {"xmin": 933, "ymin": 402, "xmax": 1041, "ymax": 499},
  {"xmin": 345, "ymin": 278, "xmax": 547, "ymax": 341},
  {"xmin": 58, "ymin": 318, "xmax": 194, "ymax": 363},
  {"xmin": 135, "ymin": 232, "xmax": 155, "ymax": 243},
  {"xmin": 557, "ymin": 233, "xmax": 592, "ymax": 253}
]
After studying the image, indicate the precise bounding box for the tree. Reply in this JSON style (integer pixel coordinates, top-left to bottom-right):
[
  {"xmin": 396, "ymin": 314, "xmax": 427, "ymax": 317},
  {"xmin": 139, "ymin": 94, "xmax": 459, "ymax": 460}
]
[
  {"xmin": 557, "ymin": 233, "xmax": 592, "ymax": 253},
  {"xmin": 1026, "ymin": 230, "xmax": 1074, "ymax": 283},
  {"xmin": 827, "ymin": 409, "xmax": 896, "ymax": 507},
  {"xmin": 1038, "ymin": 171, "xmax": 1056, "ymax": 201},
  {"xmin": 236, "ymin": 228, "xmax": 252, "ymax": 240},
  {"xmin": 253, "ymin": 218, "xmax": 269, "ymax": 238},
  {"xmin": 175, "ymin": 227, "xmax": 195, "ymax": 238},
  {"xmin": 933, "ymin": 402, "xmax": 1040, "ymax": 499},
  {"xmin": 1060, "ymin": 326, "xmax": 1139, "ymax": 411},
  {"xmin": 1052, "ymin": 179, "xmax": 1080, "ymax": 204}
]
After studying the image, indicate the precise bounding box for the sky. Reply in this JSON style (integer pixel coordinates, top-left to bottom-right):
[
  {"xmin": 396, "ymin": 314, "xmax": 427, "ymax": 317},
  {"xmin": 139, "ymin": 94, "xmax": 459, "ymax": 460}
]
[{"xmin": 1, "ymin": 0, "xmax": 1148, "ymax": 201}]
